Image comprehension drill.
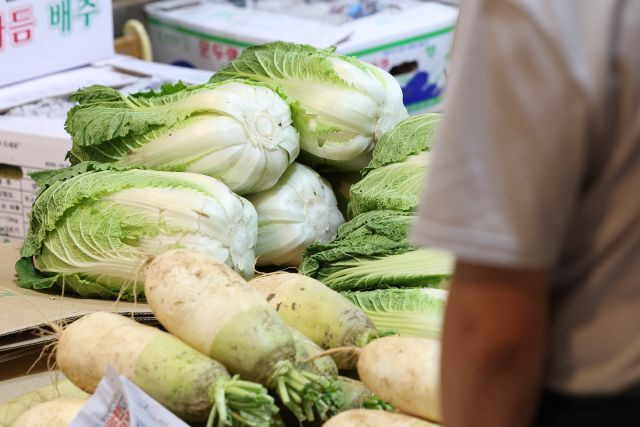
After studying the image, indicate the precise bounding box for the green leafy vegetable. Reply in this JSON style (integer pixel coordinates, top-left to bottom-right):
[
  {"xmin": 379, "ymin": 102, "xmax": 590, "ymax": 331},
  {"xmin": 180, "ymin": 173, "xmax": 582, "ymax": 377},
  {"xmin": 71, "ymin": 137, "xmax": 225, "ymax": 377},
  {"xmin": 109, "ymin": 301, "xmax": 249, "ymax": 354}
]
[
  {"xmin": 17, "ymin": 162, "xmax": 258, "ymax": 300},
  {"xmin": 65, "ymin": 81, "xmax": 300, "ymax": 195},
  {"xmin": 348, "ymin": 113, "xmax": 440, "ymax": 217},
  {"xmin": 363, "ymin": 113, "xmax": 440, "ymax": 174},
  {"xmin": 349, "ymin": 152, "xmax": 431, "ymax": 216},
  {"xmin": 247, "ymin": 163, "xmax": 344, "ymax": 267},
  {"xmin": 210, "ymin": 42, "xmax": 408, "ymax": 170},
  {"xmin": 300, "ymin": 210, "xmax": 452, "ymax": 291},
  {"xmin": 343, "ymin": 288, "xmax": 448, "ymax": 339}
]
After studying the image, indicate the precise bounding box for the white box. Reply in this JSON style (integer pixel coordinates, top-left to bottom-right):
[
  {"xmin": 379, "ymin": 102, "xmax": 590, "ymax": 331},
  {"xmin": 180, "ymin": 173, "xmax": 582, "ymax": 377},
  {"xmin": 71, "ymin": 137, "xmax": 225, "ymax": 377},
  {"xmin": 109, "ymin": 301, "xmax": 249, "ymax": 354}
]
[
  {"xmin": 0, "ymin": 0, "xmax": 115, "ymax": 87},
  {"xmin": 145, "ymin": 0, "xmax": 458, "ymax": 113},
  {"xmin": 0, "ymin": 56, "xmax": 213, "ymax": 242},
  {"xmin": 0, "ymin": 116, "xmax": 68, "ymax": 242}
]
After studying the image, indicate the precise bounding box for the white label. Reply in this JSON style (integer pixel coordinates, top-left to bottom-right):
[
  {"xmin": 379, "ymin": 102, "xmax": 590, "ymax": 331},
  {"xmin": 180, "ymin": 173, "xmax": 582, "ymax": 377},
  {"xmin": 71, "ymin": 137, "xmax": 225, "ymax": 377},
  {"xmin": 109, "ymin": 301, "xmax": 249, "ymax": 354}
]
[
  {"xmin": 70, "ymin": 366, "xmax": 189, "ymax": 427},
  {"xmin": 0, "ymin": 173, "xmax": 41, "ymax": 240}
]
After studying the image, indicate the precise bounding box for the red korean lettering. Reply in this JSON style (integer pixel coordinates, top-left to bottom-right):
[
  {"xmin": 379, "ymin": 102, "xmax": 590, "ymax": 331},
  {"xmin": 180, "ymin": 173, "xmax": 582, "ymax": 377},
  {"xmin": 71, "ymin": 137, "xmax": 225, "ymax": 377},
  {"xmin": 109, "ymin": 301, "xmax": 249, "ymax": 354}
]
[
  {"xmin": 9, "ymin": 6, "xmax": 36, "ymax": 47},
  {"xmin": 199, "ymin": 40, "xmax": 210, "ymax": 58},
  {"xmin": 226, "ymin": 47, "xmax": 238, "ymax": 61},
  {"xmin": 0, "ymin": 13, "xmax": 5, "ymax": 50},
  {"xmin": 212, "ymin": 43, "xmax": 224, "ymax": 60}
]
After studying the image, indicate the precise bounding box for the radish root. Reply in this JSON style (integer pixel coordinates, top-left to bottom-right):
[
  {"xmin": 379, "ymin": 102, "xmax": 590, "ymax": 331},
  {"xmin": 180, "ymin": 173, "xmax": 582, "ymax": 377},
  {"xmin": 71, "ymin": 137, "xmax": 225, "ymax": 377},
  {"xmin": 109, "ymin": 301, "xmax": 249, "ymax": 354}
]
[{"xmin": 304, "ymin": 346, "xmax": 362, "ymax": 368}]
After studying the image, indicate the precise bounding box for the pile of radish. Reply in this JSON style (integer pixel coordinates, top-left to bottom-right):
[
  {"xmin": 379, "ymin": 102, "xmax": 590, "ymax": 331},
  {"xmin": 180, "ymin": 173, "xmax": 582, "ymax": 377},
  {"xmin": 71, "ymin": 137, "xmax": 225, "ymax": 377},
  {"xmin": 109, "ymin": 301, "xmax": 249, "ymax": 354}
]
[{"xmin": 7, "ymin": 249, "xmax": 443, "ymax": 427}]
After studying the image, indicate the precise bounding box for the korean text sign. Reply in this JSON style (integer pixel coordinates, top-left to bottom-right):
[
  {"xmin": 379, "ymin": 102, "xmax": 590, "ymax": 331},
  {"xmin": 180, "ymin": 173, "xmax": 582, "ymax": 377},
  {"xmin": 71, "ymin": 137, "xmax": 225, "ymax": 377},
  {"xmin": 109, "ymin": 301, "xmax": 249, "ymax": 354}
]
[{"xmin": 0, "ymin": 0, "xmax": 113, "ymax": 87}]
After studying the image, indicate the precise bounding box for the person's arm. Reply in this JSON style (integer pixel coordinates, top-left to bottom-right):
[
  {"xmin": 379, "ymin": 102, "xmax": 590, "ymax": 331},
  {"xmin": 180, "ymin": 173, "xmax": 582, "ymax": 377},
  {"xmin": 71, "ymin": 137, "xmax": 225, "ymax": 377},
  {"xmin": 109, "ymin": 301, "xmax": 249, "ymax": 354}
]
[
  {"xmin": 441, "ymin": 261, "xmax": 549, "ymax": 427},
  {"xmin": 410, "ymin": 1, "xmax": 593, "ymax": 424}
]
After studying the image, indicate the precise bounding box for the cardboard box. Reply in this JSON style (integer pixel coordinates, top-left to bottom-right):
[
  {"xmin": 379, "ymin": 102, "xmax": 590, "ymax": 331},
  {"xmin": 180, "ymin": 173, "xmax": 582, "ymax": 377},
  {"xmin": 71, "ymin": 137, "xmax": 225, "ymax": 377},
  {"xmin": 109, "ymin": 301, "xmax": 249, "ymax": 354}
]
[
  {"xmin": 0, "ymin": 55, "xmax": 213, "ymax": 243},
  {"xmin": 0, "ymin": 243, "xmax": 156, "ymax": 408},
  {"xmin": 0, "ymin": 243, "xmax": 154, "ymax": 378},
  {"xmin": 0, "ymin": 0, "xmax": 115, "ymax": 87},
  {"xmin": 145, "ymin": 0, "xmax": 458, "ymax": 113},
  {"xmin": 0, "ymin": 117, "xmax": 69, "ymax": 243}
]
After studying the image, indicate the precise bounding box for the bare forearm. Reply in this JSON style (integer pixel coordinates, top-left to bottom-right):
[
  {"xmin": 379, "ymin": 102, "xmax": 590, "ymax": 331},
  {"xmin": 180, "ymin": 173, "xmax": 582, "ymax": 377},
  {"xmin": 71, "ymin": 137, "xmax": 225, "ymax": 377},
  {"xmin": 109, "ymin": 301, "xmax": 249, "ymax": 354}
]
[{"xmin": 440, "ymin": 262, "xmax": 548, "ymax": 427}]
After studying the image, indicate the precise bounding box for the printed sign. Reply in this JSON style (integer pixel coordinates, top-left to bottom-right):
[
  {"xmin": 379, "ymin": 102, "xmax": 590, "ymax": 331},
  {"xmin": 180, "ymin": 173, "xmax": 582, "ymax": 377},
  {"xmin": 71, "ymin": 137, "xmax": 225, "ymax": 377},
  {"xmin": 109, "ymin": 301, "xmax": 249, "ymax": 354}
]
[{"xmin": 0, "ymin": 0, "xmax": 114, "ymax": 87}]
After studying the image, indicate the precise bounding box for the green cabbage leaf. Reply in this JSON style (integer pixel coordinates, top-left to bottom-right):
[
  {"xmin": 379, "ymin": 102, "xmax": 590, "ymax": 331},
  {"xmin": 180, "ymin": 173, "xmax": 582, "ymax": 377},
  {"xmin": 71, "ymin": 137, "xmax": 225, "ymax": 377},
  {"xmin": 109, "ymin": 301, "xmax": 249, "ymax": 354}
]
[
  {"xmin": 343, "ymin": 288, "xmax": 448, "ymax": 339},
  {"xmin": 210, "ymin": 42, "xmax": 408, "ymax": 170},
  {"xmin": 17, "ymin": 162, "xmax": 257, "ymax": 300},
  {"xmin": 66, "ymin": 81, "xmax": 299, "ymax": 195},
  {"xmin": 348, "ymin": 113, "xmax": 440, "ymax": 217},
  {"xmin": 300, "ymin": 210, "xmax": 452, "ymax": 291}
]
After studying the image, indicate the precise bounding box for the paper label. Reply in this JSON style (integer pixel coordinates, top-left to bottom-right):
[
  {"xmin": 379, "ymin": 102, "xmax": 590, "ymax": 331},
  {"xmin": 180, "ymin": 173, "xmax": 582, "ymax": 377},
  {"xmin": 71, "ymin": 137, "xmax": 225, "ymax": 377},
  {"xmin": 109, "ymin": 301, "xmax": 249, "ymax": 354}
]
[{"xmin": 70, "ymin": 366, "xmax": 189, "ymax": 427}]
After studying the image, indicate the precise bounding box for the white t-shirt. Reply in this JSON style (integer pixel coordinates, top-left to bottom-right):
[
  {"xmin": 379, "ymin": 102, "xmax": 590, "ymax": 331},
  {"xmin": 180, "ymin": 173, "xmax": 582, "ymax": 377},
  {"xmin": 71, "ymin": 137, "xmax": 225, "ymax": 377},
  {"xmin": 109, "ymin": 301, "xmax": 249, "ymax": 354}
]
[{"xmin": 412, "ymin": 0, "xmax": 640, "ymax": 394}]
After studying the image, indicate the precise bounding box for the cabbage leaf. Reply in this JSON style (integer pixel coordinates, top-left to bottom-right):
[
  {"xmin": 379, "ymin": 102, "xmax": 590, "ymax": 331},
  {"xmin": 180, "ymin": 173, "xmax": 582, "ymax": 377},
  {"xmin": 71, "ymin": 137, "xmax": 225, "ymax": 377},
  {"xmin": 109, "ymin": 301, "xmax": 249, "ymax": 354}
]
[
  {"xmin": 66, "ymin": 81, "xmax": 300, "ymax": 195},
  {"xmin": 348, "ymin": 113, "xmax": 439, "ymax": 217},
  {"xmin": 300, "ymin": 210, "xmax": 452, "ymax": 291},
  {"xmin": 343, "ymin": 288, "xmax": 448, "ymax": 339},
  {"xmin": 210, "ymin": 42, "xmax": 408, "ymax": 170},
  {"xmin": 247, "ymin": 163, "xmax": 344, "ymax": 267},
  {"xmin": 17, "ymin": 162, "xmax": 258, "ymax": 300}
]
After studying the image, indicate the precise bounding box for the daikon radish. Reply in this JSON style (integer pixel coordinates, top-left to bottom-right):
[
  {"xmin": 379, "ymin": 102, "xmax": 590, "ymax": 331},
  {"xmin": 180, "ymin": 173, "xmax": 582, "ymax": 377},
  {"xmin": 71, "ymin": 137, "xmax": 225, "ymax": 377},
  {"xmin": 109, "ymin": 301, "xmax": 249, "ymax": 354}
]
[
  {"xmin": 0, "ymin": 379, "xmax": 88, "ymax": 427},
  {"xmin": 144, "ymin": 249, "xmax": 342, "ymax": 422},
  {"xmin": 12, "ymin": 398, "xmax": 87, "ymax": 427},
  {"xmin": 323, "ymin": 409, "xmax": 439, "ymax": 427},
  {"xmin": 290, "ymin": 329, "xmax": 393, "ymax": 412},
  {"xmin": 334, "ymin": 377, "xmax": 392, "ymax": 412},
  {"xmin": 357, "ymin": 336, "xmax": 441, "ymax": 423},
  {"xmin": 250, "ymin": 272, "xmax": 381, "ymax": 368},
  {"xmin": 57, "ymin": 312, "xmax": 277, "ymax": 426},
  {"xmin": 290, "ymin": 326, "xmax": 338, "ymax": 378}
]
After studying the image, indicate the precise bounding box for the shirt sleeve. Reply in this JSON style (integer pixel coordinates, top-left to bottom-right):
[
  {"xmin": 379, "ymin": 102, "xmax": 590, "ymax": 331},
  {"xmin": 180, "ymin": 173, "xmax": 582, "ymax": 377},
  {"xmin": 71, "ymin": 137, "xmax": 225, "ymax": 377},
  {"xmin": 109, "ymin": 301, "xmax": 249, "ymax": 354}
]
[{"xmin": 411, "ymin": 0, "xmax": 591, "ymax": 269}]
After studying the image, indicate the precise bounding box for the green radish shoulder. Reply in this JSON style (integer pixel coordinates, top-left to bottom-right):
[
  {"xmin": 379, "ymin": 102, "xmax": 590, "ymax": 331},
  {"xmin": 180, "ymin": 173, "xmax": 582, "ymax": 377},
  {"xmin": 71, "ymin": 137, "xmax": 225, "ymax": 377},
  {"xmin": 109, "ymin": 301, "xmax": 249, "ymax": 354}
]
[
  {"xmin": 249, "ymin": 272, "xmax": 389, "ymax": 369},
  {"xmin": 144, "ymin": 249, "xmax": 343, "ymax": 423},
  {"xmin": 56, "ymin": 311, "xmax": 278, "ymax": 426}
]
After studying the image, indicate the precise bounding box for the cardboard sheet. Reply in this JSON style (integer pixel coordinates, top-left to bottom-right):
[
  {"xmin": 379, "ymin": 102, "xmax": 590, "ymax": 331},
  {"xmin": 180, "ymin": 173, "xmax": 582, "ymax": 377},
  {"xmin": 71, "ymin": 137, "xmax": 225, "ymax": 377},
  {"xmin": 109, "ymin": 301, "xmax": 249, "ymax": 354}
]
[{"xmin": 0, "ymin": 243, "xmax": 153, "ymax": 369}]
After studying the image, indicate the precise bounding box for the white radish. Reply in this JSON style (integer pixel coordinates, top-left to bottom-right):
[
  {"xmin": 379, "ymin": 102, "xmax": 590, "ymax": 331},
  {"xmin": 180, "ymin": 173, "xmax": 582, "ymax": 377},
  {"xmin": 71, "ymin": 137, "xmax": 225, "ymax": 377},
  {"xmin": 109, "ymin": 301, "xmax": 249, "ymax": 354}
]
[
  {"xmin": 290, "ymin": 326, "xmax": 338, "ymax": 378},
  {"xmin": 357, "ymin": 336, "xmax": 441, "ymax": 423},
  {"xmin": 12, "ymin": 398, "xmax": 87, "ymax": 427},
  {"xmin": 144, "ymin": 249, "xmax": 342, "ymax": 422},
  {"xmin": 57, "ymin": 311, "xmax": 277, "ymax": 426},
  {"xmin": 0, "ymin": 379, "xmax": 88, "ymax": 427},
  {"xmin": 334, "ymin": 377, "xmax": 392, "ymax": 412},
  {"xmin": 323, "ymin": 409, "xmax": 439, "ymax": 427},
  {"xmin": 250, "ymin": 272, "xmax": 380, "ymax": 368}
]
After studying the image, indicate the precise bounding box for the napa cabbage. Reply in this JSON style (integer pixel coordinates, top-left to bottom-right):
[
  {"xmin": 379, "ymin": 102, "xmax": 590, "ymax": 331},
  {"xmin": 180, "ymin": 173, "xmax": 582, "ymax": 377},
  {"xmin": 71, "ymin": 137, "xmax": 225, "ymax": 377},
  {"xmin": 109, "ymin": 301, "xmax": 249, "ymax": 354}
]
[
  {"xmin": 348, "ymin": 113, "xmax": 440, "ymax": 217},
  {"xmin": 343, "ymin": 288, "xmax": 448, "ymax": 339},
  {"xmin": 210, "ymin": 42, "xmax": 408, "ymax": 170},
  {"xmin": 16, "ymin": 162, "xmax": 258, "ymax": 300},
  {"xmin": 300, "ymin": 210, "xmax": 452, "ymax": 292},
  {"xmin": 247, "ymin": 163, "xmax": 344, "ymax": 267},
  {"xmin": 65, "ymin": 81, "xmax": 300, "ymax": 195}
]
